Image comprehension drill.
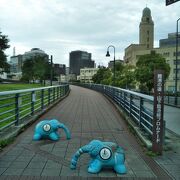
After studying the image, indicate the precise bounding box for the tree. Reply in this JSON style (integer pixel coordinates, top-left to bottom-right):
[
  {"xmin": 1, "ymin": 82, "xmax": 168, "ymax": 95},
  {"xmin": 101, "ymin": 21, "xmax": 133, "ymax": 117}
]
[
  {"xmin": 92, "ymin": 67, "xmax": 112, "ymax": 85},
  {"xmin": 135, "ymin": 51, "xmax": 170, "ymax": 92},
  {"xmin": 21, "ymin": 56, "xmax": 50, "ymax": 84},
  {"xmin": 33, "ymin": 56, "xmax": 50, "ymax": 84},
  {"xmin": 0, "ymin": 31, "xmax": 10, "ymax": 73},
  {"xmin": 116, "ymin": 65, "xmax": 136, "ymax": 89},
  {"xmin": 21, "ymin": 59, "xmax": 34, "ymax": 83}
]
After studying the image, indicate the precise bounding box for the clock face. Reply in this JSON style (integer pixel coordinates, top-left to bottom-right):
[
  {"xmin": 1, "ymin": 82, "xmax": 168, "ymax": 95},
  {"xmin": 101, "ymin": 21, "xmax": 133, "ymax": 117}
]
[
  {"xmin": 43, "ymin": 124, "xmax": 51, "ymax": 132},
  {"xmin": 99, "ymin": 147, "xmax": 112, "ymax": 160}
]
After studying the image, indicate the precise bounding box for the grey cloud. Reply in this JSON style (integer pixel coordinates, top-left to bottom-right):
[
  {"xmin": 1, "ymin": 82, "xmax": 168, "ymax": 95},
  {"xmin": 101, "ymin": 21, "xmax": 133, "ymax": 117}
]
[{"xmin": 1, "ymin": 0, "xmax": 180, "ymax": 66}]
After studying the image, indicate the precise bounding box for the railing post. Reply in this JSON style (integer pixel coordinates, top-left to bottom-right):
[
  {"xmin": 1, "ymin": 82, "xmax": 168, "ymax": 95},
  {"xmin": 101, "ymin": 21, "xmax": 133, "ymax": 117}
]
[
  {"xmin": 65, "ymin": 85, "xmax": 67, "ymax": 95},
  {"xmin": 139, "ymin": 97, "xmax": 143, "ymax": 128},
  {"xmin": 63, "ymin": 86, "xmax": 65, "ymax": 96},
  {"xmin": 60, "ymin": 86, "xmax": 62, "ymax": 97},
  {"xmin": 53, "ymin": 88, "xmax": 55, "ymax": 102},
  {"xmin": 41, "ymin": 89, "xmax": 44, "ymax": 110},
  {"xmin": 123, "ymin": 92, "xmax": 126, "ymax": 108},
  {"xmin": 48, "ymin": 88, "xmax": 51, "ymax": 105},
  {"xmin": 31, "ymin": 91, "xmax": 35, "ymax": 115},
  {"xmin": 15, "ymin": 93, "xmax": 20, "ymax": 126},
  {"xmin": 168, "ymin": 92, "xmax": 170, "ymax": 104},
  {"xmin": 57, "ymin": 87, "xmax": 60, "ymax": 99},
  {"xmin": 129, "ymin": 94, "xmax": 133, "ymax": 116}
]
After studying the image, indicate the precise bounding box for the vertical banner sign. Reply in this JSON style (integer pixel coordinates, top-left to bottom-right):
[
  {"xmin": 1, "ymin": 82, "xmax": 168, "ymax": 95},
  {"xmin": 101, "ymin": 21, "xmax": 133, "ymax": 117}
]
[{"xmin": 152, "ymin": 70, "xmax": 164, "ymax": 154}]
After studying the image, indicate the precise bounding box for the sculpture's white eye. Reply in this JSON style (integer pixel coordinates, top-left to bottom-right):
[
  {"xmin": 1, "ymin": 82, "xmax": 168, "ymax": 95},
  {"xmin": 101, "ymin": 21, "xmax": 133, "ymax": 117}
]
[
  {"xmin": 100, "ymin": 147, "xmax": 112, "ymax": 160},
  {"xmin": 43, "ymin": 124, "xmax": 51, "ymax": 132}
]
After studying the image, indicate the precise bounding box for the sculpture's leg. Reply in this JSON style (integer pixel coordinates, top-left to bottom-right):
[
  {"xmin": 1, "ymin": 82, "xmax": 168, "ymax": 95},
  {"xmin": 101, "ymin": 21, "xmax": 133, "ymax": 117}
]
[
  {"xmin": 114, "ymin": 164, "xmax": 127, "ymax": 174},
  {"xmin": 33, "ymin": 133, "xmax": 42, "ymax": 140},
  {"xmin": 55, "ymin": 131, "xmax": 60, "ymax": 139},
  {"xmin": 88, "ymin": 159, "xmax": 102, "ymax": 173},
  {"xmin": 114, "ymin": 153, "xmax": 126, "ymax": 174},
  {"xmin": 49, "ymin": 132, "xmax": 59, "ymax": 141}
]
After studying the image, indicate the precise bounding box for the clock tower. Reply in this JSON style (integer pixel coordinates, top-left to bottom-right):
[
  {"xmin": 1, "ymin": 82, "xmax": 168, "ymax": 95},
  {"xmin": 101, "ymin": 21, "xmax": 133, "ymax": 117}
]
[{"xmin": 139, "ymin": 7, "xmax": 154, "ymax": 49}]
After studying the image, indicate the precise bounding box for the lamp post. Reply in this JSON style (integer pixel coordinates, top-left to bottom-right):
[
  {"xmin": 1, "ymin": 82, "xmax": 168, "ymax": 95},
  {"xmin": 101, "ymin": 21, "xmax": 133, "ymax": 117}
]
[
  {"xmin": 106, "ymin": 45, "xmax": 116, "ymax": 86},
  {"xmin": 175, "ymin": 18, "xmax": 180, "ymax": 105}
]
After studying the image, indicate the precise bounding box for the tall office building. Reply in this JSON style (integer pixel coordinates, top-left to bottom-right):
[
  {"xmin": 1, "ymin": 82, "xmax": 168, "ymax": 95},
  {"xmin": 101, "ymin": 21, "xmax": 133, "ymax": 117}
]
[
  {"xmin": 69, "ymin": 50, "xmax": 95, "ymax": 76},
  {"xmin": 9, "ymin": 55, "xmax": 23, "ymax": 73},
  {"xmin": 54, "ymin": 64, "xmax": 66, "ymax": 75}
]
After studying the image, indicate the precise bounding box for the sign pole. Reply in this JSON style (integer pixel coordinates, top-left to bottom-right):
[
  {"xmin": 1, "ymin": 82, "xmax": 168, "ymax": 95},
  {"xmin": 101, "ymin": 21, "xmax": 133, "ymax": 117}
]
[{"xmin": 152, "ymin": 70, "xmax": 165, "ymax": 154}]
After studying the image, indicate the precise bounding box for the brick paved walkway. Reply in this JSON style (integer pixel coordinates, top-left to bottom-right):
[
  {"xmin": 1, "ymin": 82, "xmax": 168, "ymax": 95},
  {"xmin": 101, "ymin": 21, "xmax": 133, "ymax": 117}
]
[{"xmin": 0, "ymin": 85, "xmax": 171, "ymax": 179}]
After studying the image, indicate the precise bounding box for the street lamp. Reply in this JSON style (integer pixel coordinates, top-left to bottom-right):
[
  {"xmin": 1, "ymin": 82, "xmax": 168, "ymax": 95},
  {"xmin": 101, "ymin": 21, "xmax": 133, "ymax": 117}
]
[
  {"xmin": 106, "ymin": 45, "xmax": 116, "ymax": 86},
  {"xmin": 175, "ymin": 18, "xmax": 180, "ymax": 105}
]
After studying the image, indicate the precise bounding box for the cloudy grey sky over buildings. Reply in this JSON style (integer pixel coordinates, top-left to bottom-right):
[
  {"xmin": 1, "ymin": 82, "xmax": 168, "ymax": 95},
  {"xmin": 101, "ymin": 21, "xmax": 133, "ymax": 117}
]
[{"xmin": 0, "ymin": 0, "xmax": 179, "ymax": 66}]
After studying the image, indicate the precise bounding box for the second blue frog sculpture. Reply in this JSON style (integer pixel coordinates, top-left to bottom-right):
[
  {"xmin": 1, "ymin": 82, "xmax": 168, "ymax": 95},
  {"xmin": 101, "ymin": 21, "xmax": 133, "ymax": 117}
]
[
  {"xmin": 70, "ymin": 140, "xmax": 127, "ymax": 174},
  {"xmin": 33, "ymin": 119, "xmax": 71, "ymax": 141}
]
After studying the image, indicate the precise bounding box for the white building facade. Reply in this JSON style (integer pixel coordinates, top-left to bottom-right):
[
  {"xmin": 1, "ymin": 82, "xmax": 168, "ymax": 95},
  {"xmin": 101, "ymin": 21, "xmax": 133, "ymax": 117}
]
[{"xmin": 80, "ymin": 68, "xmax": 99, "ymax": 83}]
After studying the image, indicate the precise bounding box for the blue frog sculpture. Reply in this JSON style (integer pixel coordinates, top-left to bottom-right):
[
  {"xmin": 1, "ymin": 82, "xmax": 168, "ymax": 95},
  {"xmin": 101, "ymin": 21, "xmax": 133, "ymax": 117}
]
[
  {"xmin": 70, "ymin": 140, "xmax": 127, "ymax": 174},
  {"xmin": 33, "ymin": 119, "xmax": 71, "ymax": 141}
]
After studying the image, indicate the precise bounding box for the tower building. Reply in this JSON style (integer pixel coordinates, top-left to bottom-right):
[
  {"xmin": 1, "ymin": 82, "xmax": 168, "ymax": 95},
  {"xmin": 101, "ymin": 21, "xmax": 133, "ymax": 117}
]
[
  {"xmin": 139, "ymin": 7, "xmax": 154, "ymax": 49},
  {"xmin": 124, "ymin": 7, "xmax": 154, "ymax": 65},
  {"xmin": 124, "ymin": 7, "xmax": 180, "ymax": 91}
]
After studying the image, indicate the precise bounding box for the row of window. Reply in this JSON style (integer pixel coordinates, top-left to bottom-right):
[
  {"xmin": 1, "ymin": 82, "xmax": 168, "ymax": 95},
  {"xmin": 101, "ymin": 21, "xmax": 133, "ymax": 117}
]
[
  {"xmin": 173, "ymin": 69, "xmax": 180, "ymax": 73},
  {"xmin": 173, "ymin": 60, "xmax": 180, "ymax": 65}
]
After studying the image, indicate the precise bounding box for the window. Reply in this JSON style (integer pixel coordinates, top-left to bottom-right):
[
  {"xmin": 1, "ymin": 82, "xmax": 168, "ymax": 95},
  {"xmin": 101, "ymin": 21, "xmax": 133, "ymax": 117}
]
[
  {"xmin": 173, "ymin": 68, "xmax": 180, "ymax": 73},
  {"xmin": 173, "ymin": 51, "xmax": 180, "ymax": 56},
  {"xmin": 163, "ymin": 52, "xmax": 170, "ymax": 57},
  {"xmin": 174, "ymin": 60, "xmax": 180, "ymax": 65}
]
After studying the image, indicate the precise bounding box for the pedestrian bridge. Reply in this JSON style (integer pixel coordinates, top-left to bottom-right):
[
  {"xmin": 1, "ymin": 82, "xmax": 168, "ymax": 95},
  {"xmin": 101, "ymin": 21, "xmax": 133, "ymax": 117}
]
[{"xmin": 0, "ymin": 85, "xmax": 173, "ymax": 179}]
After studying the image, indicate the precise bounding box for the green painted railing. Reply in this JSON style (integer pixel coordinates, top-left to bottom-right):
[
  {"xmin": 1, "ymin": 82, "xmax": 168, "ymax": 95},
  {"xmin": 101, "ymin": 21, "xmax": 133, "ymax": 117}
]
[{"xmin": 0, "ymin": 84, "xmax": 69, "ymax": 131}]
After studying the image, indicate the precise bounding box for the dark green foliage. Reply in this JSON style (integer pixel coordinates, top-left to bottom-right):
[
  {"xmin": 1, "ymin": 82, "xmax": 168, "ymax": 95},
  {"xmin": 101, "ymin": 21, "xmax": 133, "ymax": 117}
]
[
  {"xmin": 135, "ymin": 52, "xmax": 170, "ymax": 91},
  {"xmin": 21, "ymin": 56, "xmax": 50, "ymax": 84},
  {"xmin": 21, "ymin": 59, "xmax": 34, "ymax": 82},
  {"xmin": 92, "ymin": 63, "xmax": 136, "ymax": 88},
  {"xmin": 92, "ymin": 67, "xmax": 112, "ymax": 85},
  {"xmin": 0, "ymin": 31, "xmax": 10, "ymax": 73},
  {"xmin": 115, "ymin": 64, "xmax": 136, "ymax": 89}
]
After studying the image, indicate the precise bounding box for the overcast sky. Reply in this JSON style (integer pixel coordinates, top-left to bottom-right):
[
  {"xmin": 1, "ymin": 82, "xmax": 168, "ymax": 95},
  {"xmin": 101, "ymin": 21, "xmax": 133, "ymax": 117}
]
[{"xmin": 0, "ymin": 0, "xmax": 179, "ymax": 66}]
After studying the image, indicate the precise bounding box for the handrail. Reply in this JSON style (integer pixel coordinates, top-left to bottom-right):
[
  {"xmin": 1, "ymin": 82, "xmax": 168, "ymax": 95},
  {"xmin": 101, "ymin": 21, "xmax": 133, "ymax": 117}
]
[
  {"xmin": 0, "ymin": 85, "xmax": 65, "ymax": 96},
  {"xmin": 114, "ymin": 86, "xmax": 154, "ymax": 101},
  {"xmin": 0, "ymin": 84, "xmax": 70, "ymax": 132}
]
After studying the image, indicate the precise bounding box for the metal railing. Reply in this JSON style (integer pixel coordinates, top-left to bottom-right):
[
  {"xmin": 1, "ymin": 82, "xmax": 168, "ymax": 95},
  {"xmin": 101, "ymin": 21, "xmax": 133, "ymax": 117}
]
[
  {"xmin": 0, "ymin": 84, "xmax": 69, "ymax": 131},
  {"xmin": 79, "ymin": 83, "xmax": 154, "ymax": 139}
]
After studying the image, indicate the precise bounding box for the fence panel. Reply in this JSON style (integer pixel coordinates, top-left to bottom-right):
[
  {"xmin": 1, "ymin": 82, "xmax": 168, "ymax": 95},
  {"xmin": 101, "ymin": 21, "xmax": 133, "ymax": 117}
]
[{"xmin": 0, "ymin": 84, "xmax": 69, "ymax": 132}]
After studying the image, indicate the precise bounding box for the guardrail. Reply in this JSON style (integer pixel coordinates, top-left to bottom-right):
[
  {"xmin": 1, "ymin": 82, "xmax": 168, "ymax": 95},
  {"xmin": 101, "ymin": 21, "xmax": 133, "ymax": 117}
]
[
  {"xmin": 79, "ymin": 83, "xmax": 154, "ymax": 140},
  {"xmin": 0, "ymin": 84, "xmax": 69, "ymax": 131}
]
